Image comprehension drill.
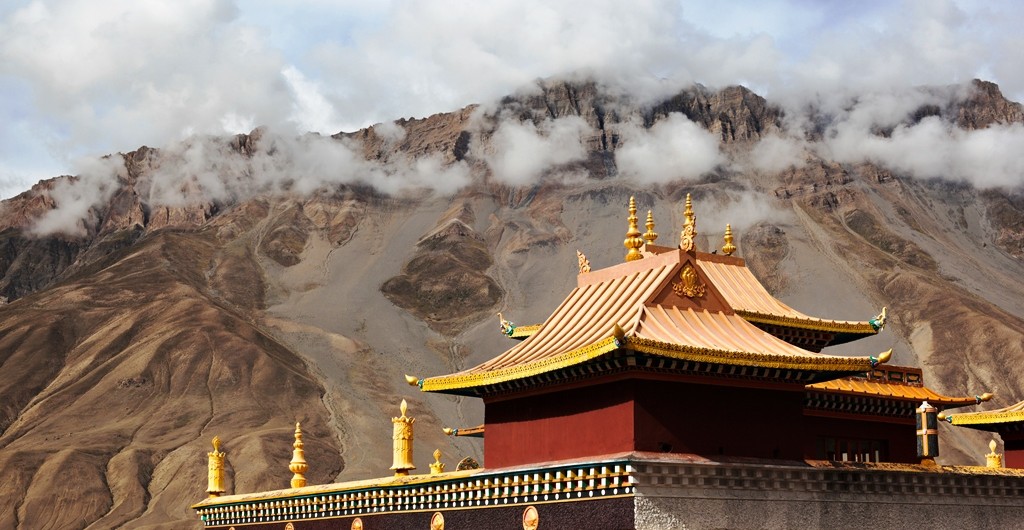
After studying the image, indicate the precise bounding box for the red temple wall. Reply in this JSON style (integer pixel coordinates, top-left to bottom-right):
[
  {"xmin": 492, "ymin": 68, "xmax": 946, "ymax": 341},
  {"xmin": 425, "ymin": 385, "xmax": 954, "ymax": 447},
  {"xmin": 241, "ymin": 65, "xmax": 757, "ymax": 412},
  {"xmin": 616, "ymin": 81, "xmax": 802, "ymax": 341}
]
[
  {"xmin": 801, "ymin": 414, "xmax": 918, "ymax": 463},
  {"xmin": 1002, "ymin": 435, "xmax": 1024, "ymax": 468},
  {"xmin": 484, "ymin": 380, "xmax": 636, "ymax": 468}
]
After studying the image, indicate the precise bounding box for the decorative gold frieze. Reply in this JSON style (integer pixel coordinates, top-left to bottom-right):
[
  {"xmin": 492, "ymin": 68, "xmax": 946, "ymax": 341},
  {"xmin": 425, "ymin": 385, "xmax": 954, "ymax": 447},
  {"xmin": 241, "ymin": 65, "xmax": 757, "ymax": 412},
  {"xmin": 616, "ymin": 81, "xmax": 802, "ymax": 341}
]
[
  {"xmin": 391, "ymin": 400, "xmax": 416, "ymax": 476},
  {"xmin": 624, "ymin": 197, "xmax": 644, "ymax": 262},
  {"xmin": 672, "ymin": 263, "xmax": 706, "ymax": 298},
  {"xmin": 576, "ymin": 250, "xmax": 591, "ymax": 273},
  {"xmin": 206, "ymin": 436, "xmax": 226, "ymax": 498},
  {"xmin": 289, "ymin": 423, "xmax": 308, "ymax": 489}
]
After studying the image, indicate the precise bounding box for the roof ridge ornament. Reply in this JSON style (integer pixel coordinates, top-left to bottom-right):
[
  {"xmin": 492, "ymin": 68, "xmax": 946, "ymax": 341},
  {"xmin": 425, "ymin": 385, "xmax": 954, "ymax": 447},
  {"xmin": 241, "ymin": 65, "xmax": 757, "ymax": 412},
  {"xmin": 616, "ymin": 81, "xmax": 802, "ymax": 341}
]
[
  {"xmin": 643, "ymin": 210, "xmax": 658, "ymax": 245},
  {"xmin": 722, "ymin": 224, "xmax": 736, "ymax": 256},
  {"xmin": 206, "ymin": 436, "xmax": 226, "ymax": 498},
  {"xmin": 624, "ymin": 197, "xmax": 644, "ymax": 262},
  {"xmin": 576, "ymin": 250, "xmax": 591, "ymax": 273},
  {"xmin": 869, "ymin": 307, "xmax": 887, "ymax": 331},
  {"xmin": 680, "ymin": 193, "xmax": 697, "ymax": 252}
]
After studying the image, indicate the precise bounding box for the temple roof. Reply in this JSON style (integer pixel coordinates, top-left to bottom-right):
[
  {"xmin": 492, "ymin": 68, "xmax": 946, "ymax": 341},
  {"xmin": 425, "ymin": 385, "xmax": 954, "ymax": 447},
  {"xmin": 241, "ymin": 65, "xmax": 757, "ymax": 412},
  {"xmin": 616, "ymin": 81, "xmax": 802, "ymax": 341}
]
[
  {"xmin": 941, "ymin": 400, "xmax": 1024, "ymax": 431},
  {"xmin": 807, "ymin": 365, "xmax": 991, "ymax": 409},
  {"xmin": 418, "ymin": 247, "xmax": 888, "ymax": 396}
]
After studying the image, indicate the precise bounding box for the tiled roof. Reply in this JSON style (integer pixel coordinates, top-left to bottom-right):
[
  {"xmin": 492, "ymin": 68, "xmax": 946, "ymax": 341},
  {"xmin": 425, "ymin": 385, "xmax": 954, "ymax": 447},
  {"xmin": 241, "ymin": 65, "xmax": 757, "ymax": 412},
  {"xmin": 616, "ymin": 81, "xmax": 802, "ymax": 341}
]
[
  {"xmin": 420, "ymin": 250, "xmax": 883, "ymax": 394},
  {"xmin": 808, "ymin": 377, "xmax": 987, "ymax": 408}
]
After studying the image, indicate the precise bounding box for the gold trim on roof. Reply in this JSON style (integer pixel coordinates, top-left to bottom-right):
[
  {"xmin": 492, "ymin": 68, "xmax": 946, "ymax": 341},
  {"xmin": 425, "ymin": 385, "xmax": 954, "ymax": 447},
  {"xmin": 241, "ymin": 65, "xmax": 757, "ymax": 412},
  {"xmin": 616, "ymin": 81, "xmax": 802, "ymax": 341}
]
[
  {"xmin": 945, "ymin": 410, "xmax": 1024, "ymax": 426},
  {"xmin": 735, "ymin": 309, "xmax": 878, "ymax": 334},
  {"xmin": 808, "ymin": 378, "xmax": 990, "ymax": 407},
  {"xmin": 509, "ymin": 324, "xmax": 542, "ymax": 338}
]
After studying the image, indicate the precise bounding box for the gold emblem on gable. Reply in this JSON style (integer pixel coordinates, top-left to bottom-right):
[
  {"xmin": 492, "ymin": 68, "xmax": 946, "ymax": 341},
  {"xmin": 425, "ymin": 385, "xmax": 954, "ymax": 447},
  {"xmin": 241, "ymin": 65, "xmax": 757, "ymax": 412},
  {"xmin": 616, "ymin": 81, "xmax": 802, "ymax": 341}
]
[{"xmin": 672, "ymin": 263, "xmax": 705, "ymax": 298}]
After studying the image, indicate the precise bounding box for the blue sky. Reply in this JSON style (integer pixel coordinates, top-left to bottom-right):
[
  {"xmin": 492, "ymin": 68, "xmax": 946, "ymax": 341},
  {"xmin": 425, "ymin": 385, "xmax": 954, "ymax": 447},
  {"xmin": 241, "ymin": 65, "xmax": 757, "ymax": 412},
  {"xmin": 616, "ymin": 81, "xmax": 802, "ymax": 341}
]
[{"xmin": 1, "ymin": 0, "xmax": 1022, "ymax": 199}]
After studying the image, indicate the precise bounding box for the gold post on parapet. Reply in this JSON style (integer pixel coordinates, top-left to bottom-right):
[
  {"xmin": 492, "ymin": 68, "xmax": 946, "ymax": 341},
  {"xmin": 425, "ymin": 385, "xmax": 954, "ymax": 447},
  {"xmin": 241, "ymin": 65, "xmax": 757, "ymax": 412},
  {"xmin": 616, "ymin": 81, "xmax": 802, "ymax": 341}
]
[
  {"xmin": 624, "ymin": 196, "xmax": 644, "ymax": 262},
  {"xmin": 289, "ymin": 422, "xmax": 308, "ymax": 488},
  {"xmin": 430, "ymin": 449, "xmax": 446, "ymax": 475},
  {"xmin": 206, "ymin": 436, "xmax": 226, "ymax": 498},
  {"xmin": 391, "ymin": 400, "xmax": 416, "ymax": 476},
  {"xmin": 680, "ymin": 193, "xmax": 697, "ymax": 252},
  {"xmin": 986, "ymin": 439, "xmax": 1003, "ymax": 468}
]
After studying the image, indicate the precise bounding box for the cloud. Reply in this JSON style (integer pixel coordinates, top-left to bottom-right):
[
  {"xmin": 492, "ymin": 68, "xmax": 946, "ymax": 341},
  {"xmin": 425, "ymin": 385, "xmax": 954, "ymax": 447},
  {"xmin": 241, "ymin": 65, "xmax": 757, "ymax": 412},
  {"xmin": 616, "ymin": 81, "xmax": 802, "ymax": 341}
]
[
  {"xmin": 481, "ymin": 116, "xmax": 591, "ymax": 186},
  {"xmin": 739, "ymin": 133, "xmax": 809, "ymax": 174},
  {"xmin": 31, "ymin": 155, "xmax": 123, "ymax": 236},
  {"xmin": 614, "ymin": 113, "xmax": 724, "ymax": 183}
]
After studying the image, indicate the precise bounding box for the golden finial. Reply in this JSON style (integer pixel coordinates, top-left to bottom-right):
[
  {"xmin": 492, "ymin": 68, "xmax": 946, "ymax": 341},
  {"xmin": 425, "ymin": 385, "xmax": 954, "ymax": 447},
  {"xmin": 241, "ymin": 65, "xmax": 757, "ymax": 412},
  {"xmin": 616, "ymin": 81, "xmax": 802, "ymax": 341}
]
[
  {"xmin": 442, "ymin": 427, "xmax": 455, "ymax": 436},
  {"xmin": 390, "ymin": 399, "xmax": 416, "ymax": 476},
  {"xmin": 498, "ymin": 312, "xmax": 516, "ymax": 336},
  {"xmin": 680, "ymin": 193, "xmax": 697, "ymax": 252},
  {"xmin": 870, "ymin": 307, "xmax": 887, "ymax": 331},
  {"xmin": 986, "ymin": 439, "xmax": 1003, "ymax": 468},
  {"xmin": 643, "ymin": 210, "xmax": 658, "ymax": 245},
  {"xmin": 430, "ymin": 449, "xmax": 446, "ymax": 475},
  {"xmin": 624, "ymin": 196, "xmax": 644, "ymax": 262},
  {"xmin": 404, "ymin": 374, "xmax": 420, "ymax": 387},
  {"xmin": 722, "ymin": 224, "xmax": 736, "ymax": 256},
  {"xmin": 206, "ymin": 436, "xmax": 226, "ymax": 498},
  {"xmin": 289, "ymin": 422, "xmax": 307, "ymax": 488},
  {"xmin": 576, "ymin": 250, "xmax": 591, "ymax": 273}
]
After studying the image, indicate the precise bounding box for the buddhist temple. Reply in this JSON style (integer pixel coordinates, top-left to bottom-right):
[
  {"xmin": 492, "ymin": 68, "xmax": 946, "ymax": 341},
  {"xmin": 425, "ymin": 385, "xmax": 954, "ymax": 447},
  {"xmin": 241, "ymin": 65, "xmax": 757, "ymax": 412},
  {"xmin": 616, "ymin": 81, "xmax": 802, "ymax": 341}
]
[
  {"xmin": 941, "ymin": 399, "xmax": 1024, "ymax": 468},
  {"xmin": 191, "ymin": 195, "xmax": 1024, "ymax": 529}
]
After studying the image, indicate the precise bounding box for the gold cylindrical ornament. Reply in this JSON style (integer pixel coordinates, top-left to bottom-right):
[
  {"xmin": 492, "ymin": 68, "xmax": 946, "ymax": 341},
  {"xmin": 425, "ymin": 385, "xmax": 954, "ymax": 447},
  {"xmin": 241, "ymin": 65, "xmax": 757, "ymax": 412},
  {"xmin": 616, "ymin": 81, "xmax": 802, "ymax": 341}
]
[
  {"xmin": 206, "ymin": 436, "xmax": 226, "ymax": 498},
  {"xmin": 391, "ymin": 400, "xmax": 416, "ymax": 476},
  {"xmin": 289, "ymin": 422, "xmax": 308, "ymax": 488},
  {"xmin": 624, "ymin": 197, "xmax": 644, "ymax": 262}
]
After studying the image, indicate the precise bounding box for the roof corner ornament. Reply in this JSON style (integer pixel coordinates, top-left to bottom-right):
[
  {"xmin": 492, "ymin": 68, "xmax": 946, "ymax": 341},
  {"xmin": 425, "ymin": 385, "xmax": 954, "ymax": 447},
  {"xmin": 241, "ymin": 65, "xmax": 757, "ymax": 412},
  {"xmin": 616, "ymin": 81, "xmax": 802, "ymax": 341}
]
[
  {"xmin": 722, "ymin": 224, "xmax": 737, "ymax": 256},
  {"xmin": 289, "ymin": 422, "xmax": 308, "ymax": 488},
  {"xmin": 390, "ymin": 400, "xmax": 416, "ymax": 476},
  {"xmin": 576, "ymin": 250, "xmax": 591, "ymax": 274},
  {"xmin": 869, "ymin": 307, "xmax": 887, "ymax": 331},
  {"xmin": 498, "ymin": 312, "xmax": 516, "ymax": 337},
  {"xmin": 611, "ymin": 323, "xmax": 626, "ymax": 347},
  {"xmin": 869, "ymin": 348, "xmax": 893, "ymax": 368},
  {"xmin": 624, "ymin": 196, "xmax": 644, "ymax": 262},
  {"xmin": 977, "ymin": 392, "xmax": 994, "ymax": 404},
  {"xmin": 404, "ymin": 374, "xmax": 423, "ymax": 389},
  {"xmin": 643, "ymin": 210, "xmax": 658, "ymax": 245},
  {"xmin": 206, "ymin": 436, "xmax": 226, "ymax": 498},
  {"xmin": 672, "ymin": 263, "xmax": 706, "ymax": 299},
  {"xmin": 679, "ymin": 193, "xmax": 697, "ymax": 252}
]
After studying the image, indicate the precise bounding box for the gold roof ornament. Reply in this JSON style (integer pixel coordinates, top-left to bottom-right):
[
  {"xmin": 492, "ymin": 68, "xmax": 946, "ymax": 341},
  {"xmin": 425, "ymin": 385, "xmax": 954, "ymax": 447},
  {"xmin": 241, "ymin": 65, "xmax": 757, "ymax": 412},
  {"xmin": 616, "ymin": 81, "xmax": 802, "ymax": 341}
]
[
  {"xmin": 289, "ymin": 423, "xmax": 308, "ymax": 489},
  {"xmin": 429, "ymin": 449, "xmax": 446, "ymax": 475},
  {"xmin": 680, "ymin": 193, "xmax": 697, "ymax": 252},
  {"xmin": 624, "ymin": 197, "xmax": 644, "ymax": 262},
  {"xmin": 722, "ymin": 224, "xmax": 736, "ymax": 256},
  {"xmin": 870, "ymin": 307, "xmax": 887, "ymax": 331},
  {"xmin": 206, "ymin": 436, "xmax": 226, "ymax": 498},
  {"xmin": 390, "ymin": 400, "xmax": 416, "ymax": 476},
  {"xmin": 576, "ymin": 250, "xmax": 591, "ymax": 273},
  {"xmin": 986, "ymin": 439, "xmax": 1003, "ymax": 468},
  {"xmin": 643, "ymin": 210, "xmax": 658, "ymax": 245}
]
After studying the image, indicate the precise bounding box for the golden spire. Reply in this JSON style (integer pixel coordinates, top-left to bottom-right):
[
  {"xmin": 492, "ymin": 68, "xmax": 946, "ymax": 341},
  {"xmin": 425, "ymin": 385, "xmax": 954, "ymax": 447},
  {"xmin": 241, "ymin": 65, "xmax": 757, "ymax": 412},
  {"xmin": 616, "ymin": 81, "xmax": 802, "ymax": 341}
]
[
  {"xmin": 643, "ymin": 210, "xmax": 658, "ymax": 245},
  {"xmin": 390, "ymin": 399, "xmax": 416, "ymax": 476},
  {"xmin": 206, "ymin": 436, "xmax": 226, "ymax": 498},
  {"xmin": 680, "ymin": 193, "xmax": 697, "ymax": 252},
  {"xmin": 429, "ymin": 449, "xmax": 446, "ymax": 475},
  {"xmin": 289, "ymin": 423, "xmax": 308, "ymax": 488},
  {"xmin": 624, "ymin": 196, "xmax": 644, "ymax": 262},
  {"xmin": 576, "ymin": 250, "xmax": 591, "ymax": 273},
  {"xmin": 986, "ymin": 439, "xmax": 1003, "ymax": 468},
  {"xmin": 722, "ymin": 224, "xmax": 736, "ymax": 256}
]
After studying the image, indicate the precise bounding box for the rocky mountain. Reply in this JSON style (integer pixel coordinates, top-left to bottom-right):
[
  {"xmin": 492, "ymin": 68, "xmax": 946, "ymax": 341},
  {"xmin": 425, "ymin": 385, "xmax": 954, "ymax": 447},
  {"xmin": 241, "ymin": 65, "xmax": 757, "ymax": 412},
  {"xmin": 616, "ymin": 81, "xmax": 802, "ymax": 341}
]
[{"xmin": 2, "ymin": 79, "xmax": 1024, "ymax": 529}]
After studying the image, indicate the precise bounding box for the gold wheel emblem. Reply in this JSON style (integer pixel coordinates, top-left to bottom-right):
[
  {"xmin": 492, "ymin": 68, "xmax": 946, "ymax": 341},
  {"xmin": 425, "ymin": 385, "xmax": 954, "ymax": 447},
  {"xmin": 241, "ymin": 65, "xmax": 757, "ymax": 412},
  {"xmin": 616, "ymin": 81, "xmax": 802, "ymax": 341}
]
[
  {"xmin": 430, "ymin": 511, "xmax": 445, "ymax": 530},
  {"xmin": 523, "ymin": 505, "xmax": 539, "ymax": 529},
  {"xmin": 351, "ymin": 517, "xmax": 363, "ymax": 530}
]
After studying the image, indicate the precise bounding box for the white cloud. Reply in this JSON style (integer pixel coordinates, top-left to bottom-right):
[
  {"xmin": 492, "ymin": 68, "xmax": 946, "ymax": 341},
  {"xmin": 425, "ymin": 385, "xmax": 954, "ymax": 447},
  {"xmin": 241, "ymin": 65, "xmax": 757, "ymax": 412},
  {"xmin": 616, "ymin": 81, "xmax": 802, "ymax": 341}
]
[
  {"xmin": 482, "ymin": 116, "xmax": 591, "ymax": 186},
  {"xmin": 614, "ymin": 113, "xmax": 724, "ymax": 183}
]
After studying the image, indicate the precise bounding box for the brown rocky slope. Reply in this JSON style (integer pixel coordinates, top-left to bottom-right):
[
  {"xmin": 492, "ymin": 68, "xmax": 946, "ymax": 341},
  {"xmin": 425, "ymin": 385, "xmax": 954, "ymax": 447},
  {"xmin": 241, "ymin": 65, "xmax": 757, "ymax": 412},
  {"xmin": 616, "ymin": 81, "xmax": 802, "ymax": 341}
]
[{"xmin": 1, "ymin": 79, "xmax": 1024, "ymax": 529}]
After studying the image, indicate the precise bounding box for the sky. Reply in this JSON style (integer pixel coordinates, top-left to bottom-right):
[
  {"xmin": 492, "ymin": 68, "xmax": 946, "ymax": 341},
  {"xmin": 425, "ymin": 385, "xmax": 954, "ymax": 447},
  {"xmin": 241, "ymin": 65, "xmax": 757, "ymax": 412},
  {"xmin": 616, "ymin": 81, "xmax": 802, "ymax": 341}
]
[{"xmin": 1, "ymin": 0, "xmax": 1023, "ymax": 200}]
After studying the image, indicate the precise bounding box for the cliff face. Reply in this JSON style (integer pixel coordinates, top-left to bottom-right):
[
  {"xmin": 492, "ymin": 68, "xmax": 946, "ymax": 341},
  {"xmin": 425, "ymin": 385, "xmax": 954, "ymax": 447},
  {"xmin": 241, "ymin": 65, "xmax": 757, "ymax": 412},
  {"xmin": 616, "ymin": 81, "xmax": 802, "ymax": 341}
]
[{"xmin": 2, "ymin": 78, "xmax": 1024, "ymax": 529}]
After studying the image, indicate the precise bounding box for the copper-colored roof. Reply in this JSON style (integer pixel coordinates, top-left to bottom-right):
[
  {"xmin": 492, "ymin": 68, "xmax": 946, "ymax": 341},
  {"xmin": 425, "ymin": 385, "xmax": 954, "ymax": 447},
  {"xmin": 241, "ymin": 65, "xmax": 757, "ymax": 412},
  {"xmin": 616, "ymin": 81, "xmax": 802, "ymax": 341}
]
[
  {"xmin": 943, "ymin": 400, "xmax": 1024, "ymax": 428},
  {"xmin": 808, "ymin": 378, "xmax": 987, "ymax": 409},
  {"xmin": 697, "ymin": 254, "xmax": 878, "ymax": 335},
  {"xmin": 420, "ymin": 250, "xmax": 884, "ymax": 394}
]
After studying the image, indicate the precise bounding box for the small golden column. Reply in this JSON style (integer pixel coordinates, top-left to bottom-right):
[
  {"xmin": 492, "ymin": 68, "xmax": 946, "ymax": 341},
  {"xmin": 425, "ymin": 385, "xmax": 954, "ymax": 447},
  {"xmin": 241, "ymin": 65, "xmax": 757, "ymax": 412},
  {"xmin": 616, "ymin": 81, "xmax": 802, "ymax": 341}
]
[
  {"xmin": 623, "ymin": 197, "xmax": 644, "ymax": 262},
  {"xmin": 429, "ymin": 449, "xmax": 446, "ymax": 475},
  {"xmin": 391, "ymin": 399, "xmax": 416, "ymax": 476},
  {"xmin": 722, "ymin": 224, "xmax": 736, "ymax": 256},
  {"xmin": 289, "ymin": 422, "xmax": 308, "ymax": 488},
  {"xmin": 206, "ymin": 436, "xmax": 226, "ymax": 498},
  {"xmin": 680, "ymin": 193, "xmax": 697, "ymax": 252}
]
